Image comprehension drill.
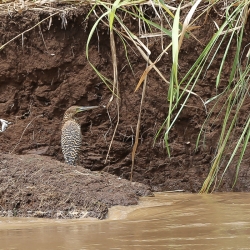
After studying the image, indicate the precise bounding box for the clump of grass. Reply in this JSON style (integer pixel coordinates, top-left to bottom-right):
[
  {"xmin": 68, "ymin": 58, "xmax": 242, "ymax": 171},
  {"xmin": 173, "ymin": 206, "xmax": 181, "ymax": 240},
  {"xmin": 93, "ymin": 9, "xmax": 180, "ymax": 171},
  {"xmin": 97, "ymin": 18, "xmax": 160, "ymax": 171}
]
[{"xmin": 197, "ymin": 1, "xmax": 250, "ymax": 192}]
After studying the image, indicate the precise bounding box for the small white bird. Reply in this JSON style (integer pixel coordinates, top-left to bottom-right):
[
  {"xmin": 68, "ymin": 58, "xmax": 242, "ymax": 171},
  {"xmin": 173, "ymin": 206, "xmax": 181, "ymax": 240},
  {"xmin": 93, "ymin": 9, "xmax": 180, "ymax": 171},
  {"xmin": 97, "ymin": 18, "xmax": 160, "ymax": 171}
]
[{"xmin": 0, "ymin": 119, "xmax": 12, "ymax": 132}]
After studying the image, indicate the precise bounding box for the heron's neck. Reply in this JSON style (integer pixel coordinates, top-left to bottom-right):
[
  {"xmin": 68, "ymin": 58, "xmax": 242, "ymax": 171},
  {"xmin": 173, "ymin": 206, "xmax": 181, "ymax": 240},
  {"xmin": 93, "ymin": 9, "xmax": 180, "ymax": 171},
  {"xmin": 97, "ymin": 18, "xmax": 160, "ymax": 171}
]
[{"xmin": 63, "ymin": 114, "xmax": 76, "ymax": 124}]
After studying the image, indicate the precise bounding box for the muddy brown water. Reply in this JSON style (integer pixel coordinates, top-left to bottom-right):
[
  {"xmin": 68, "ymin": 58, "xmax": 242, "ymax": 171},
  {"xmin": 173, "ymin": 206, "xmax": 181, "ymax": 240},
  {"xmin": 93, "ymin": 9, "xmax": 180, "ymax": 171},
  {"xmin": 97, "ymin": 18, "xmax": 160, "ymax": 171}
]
[{"xmin": 1, "ymin": 192, "xmax": 250, "ymax": 250}]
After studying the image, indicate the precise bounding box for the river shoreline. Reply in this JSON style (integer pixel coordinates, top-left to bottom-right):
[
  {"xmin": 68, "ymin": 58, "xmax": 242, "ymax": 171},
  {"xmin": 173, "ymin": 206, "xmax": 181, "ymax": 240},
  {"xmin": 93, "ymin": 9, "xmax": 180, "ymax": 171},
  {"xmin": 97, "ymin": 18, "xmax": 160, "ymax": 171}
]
[{"xmin": 0, "ymin": 153, "xmax": 152, "ymax": 219}]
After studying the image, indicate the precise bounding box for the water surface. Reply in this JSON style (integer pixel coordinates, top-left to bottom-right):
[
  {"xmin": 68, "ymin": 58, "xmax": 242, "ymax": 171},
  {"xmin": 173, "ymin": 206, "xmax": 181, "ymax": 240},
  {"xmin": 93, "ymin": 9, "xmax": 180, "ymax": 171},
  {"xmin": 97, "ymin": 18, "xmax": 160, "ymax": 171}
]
[{"xmin": 1, "ymin": 192, "xmax": 250, "ymax": 249}]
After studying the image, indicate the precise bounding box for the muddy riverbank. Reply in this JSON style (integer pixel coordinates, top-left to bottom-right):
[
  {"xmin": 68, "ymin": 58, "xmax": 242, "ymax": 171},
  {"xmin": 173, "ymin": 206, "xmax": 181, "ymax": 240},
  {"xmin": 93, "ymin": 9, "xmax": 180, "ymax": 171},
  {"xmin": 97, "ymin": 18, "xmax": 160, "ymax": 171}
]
[
  {"xmin": 0, "ymin": 153, "xmax": 152, "ymax": 219},
  {"xmin": 1, "ymin": 2, "xmax": 250, "ymax": 216}
]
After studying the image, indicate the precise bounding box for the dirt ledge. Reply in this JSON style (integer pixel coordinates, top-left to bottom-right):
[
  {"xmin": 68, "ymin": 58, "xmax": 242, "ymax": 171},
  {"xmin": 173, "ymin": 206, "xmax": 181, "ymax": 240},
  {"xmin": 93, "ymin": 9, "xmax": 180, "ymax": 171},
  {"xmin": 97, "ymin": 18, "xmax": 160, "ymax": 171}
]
[{"xmin": 0, "ymin": 153, "xmax": 153, "ymax": 219}]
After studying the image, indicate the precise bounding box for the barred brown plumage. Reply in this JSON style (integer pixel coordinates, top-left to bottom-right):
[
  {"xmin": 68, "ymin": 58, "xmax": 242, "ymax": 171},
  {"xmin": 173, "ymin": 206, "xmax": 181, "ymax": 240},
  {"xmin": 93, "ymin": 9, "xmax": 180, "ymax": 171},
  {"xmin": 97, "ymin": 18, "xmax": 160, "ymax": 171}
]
[{"xmin": 61, "ymin": 105, "xmax": 99, "ymax": 166}]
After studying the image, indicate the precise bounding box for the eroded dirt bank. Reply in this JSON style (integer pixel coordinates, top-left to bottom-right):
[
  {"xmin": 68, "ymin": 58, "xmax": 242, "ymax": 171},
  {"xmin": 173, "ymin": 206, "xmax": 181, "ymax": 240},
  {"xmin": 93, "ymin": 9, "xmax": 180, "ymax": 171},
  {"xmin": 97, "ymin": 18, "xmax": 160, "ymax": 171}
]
[
  {"xmin": 0, "ymin": 3, "xmax": 250, "ymax": 206},
  {"xmin": 0, "ymin": 153, "xmax": 152, "ymax": 219}
]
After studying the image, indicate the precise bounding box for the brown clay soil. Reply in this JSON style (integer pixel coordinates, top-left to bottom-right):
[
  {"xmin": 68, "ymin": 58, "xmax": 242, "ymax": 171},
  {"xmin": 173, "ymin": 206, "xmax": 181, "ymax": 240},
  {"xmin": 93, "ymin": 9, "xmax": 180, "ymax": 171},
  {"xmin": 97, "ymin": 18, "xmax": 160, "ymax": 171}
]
[
  {"xmin": 0, "ymin": 153, "xmax": 152, "ymax": 219},
  {"xmin": 1, "ymin": 3, "xmax": 250, "ymax": 219}
]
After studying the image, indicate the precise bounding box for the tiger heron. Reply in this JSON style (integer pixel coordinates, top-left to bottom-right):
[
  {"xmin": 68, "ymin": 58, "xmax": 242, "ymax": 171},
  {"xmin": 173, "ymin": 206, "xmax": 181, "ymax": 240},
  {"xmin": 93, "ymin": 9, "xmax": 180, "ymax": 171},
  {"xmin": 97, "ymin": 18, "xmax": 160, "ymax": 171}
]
[{"xmin": 61, "ymin": 105, "xmax": 99, "ymax": 165}]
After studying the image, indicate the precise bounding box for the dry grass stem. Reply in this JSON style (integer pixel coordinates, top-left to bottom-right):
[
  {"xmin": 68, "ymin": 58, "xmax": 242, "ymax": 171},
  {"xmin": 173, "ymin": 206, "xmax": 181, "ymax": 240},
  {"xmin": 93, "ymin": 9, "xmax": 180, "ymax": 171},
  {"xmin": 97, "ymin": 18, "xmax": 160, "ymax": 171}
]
[
  {"xmin": 10, "ymin": 115, "xmax": 43, "ymax": 154},
  {"xmin": 105, "ymin": 28, "xmax": 120, "ymax": 164},
  {"xmin": 130, "ymin": 59, "xmax": 149, "ymax": 181},
  {"xmin": 0, "ymin": 11, "xmax": 65, "ymax": 50}
]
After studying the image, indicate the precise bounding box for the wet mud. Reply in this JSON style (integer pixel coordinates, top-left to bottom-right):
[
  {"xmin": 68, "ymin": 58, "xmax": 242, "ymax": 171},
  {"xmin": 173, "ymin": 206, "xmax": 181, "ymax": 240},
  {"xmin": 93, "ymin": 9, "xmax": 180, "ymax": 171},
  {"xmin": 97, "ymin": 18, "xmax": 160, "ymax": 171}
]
[{"xmin": 0, "ymin": 153, "xmax": 152, "ymax": 219}]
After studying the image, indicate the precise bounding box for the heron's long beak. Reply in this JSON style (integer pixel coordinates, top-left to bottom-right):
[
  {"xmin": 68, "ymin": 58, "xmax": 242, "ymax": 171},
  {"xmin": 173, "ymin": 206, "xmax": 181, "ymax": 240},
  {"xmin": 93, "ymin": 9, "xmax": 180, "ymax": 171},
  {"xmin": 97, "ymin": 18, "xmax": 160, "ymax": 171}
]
[{"xmin": 77, "ymin": 106, "xmax": 99, "ymax": 113}]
